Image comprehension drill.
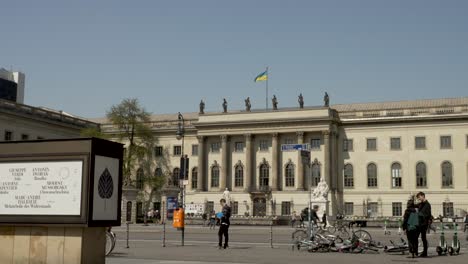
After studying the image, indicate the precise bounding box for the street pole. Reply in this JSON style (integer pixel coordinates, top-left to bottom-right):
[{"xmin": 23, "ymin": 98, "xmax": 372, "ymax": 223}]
[
  {"xmin": 176, "ymin": 112, "xmax": 186, "ymax": 247},
  {"xmin": 308, "ymin": 163, "xmax": 311, "ymax": 239}
]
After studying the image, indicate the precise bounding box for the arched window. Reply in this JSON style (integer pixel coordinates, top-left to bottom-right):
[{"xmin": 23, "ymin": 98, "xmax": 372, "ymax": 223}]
[
  {"xmin": 344, "ymin": 164, "xmax": 354, "ymax": 188},
  {"xmin": 391, "ymin": 163, "xmax": 402, "ymax": 188},
  {"xmin": 416, "ymin": 162, "xmax": 427, "ymax": 188},
  {"xmin": 442, "ymin": 161, "xmax": 453, "ymax": 187},
  {"xmin": 367, "ymin": 163, "xmax": 377, "ymax": 187},
  {"xmin": 172, "ymin": 168, "xmax": 180, "ymax": 186},
  {"xmin": 136, "ymin": 168, "xmax": 144, "ymax": 189},
  {"xmin": 234, "ymin": 164, "xmax": 244, "ymax": 188},
  {"xmin": 191, "ymin": 167, "xmax": 198, "ymax": 189},
  {"xmin": 259, "ymin": 163, "xmax": 269, "ymax": 187},
  {"xmin": 154, "ymin": 167, "xmax": 162, "ymax": 177},
  {"xmin": 211, "ymin": 165, "xmax": 220, "ymax": 188},
  {"xmin": 311, "ymin": 162, "xmax": 321, "ymax": 187},
  {"xmin": 285, "ymin": 163, "xmax": 295, "ymax": 187}
]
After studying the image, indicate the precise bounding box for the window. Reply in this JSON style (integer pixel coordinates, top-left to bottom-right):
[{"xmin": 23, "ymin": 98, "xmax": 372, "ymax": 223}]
[
  {"xmin": 259, "ymin": 164, "xmax": 269, "ymax": 187},
  {"xmin": 21, "ymin": 134, "xmax": 29, "ymax": 140},
  {"xmin": 206, "ymin": 201, "xmax": 214, "ymax": 214},
  {"xmin": 259, "ymin": 140, "xmax": 269, "ymax": 151},
  {"xmin": 311, "ymin": 163, "xmax": 320, "ymax": 187},
  {"xmin": 285, "ymin": 163, "xmax": 295, "ymax": 187},
  {"xmin": 136, "ymin": 168, "xmax": 144, "ymax": 189},
  {"xmin": 344, "ymin": 202, "xmax": 354, "ymax": 216},
  {"xmin": 211, "ymin": 142, "xmax": 221, "ymax": 153},
  {"xmin": 191, "ymin": 167, "xmax": 198, "ymax": 189},
  {"xmin": 4, "ymin": 131, "xmax": 12, "ymax": 141},
  {"xmin": 211, "ymin": 166, "xmax": 219, "ymax": 188},
  {"xmin": 440, "ymin": 136, "xmax": 452, "ymax": 149},
  {"xmin": 390, "ymin": 137, "xmax": 401, "ymax": 150},
  {"xmin": 154, "ymin": 167, "xmax": 163, "ymax": 177},
  {"xmin": 284, "ymin": 137, "xmax": 295, "ymax": 144},
  {"xmin": 173, "ymin": 146, "xmax": 182, "ymax": 156},
  {"xmin": 391, "ymin": 163, "xmax": 402, "ymax": 188},
  {"xmin": 366, "ymin": 138, "xmax": 377, "ymax": 151},
  {"xmin": 154, "ymin": 146, "xmax": 163, "ymax": 157},
  {"xmin": 136, "ymin": 202, "xmax": 144, "ymax": 219},
  {"xmin": 343, "ymin": 139, "xmax": 353, "ymax": 151},
  {"xmin": 172, "ymin": 168, "xmax": 180, "ymax": 186},
  {"xmin": 392, "ymin": 202, "xmax": 402, "ymax": 217},
  {"xmin": 415, "ymin": 162, "xmax": 427, "ymax": 188},
  {"xmin": 415, "ymin": 136, "xmax": 426, "ymax": 149},
  {"xmin": 234, "ymin": 142, "xmax": 244, "ymax": 152},
  {"xmin": 367, "ymin": 163, "xmax": 378, "ymax": 187},
  {"xmin": 344, "ymin": 164, "xmax": 354, "ymax": 188},
  {"xmin": 310, "ymin": 138, "xmax": 321, "ymax": 150},
  {"xmin": 192, "ymin": 144, "xmax": 198, "ymax": 156},
  {"xmin": 442, "ymin": 161, "xmax": 453, "ymax": 187},
  {"xmin": 281, "ymin": 201, "xmax": 291, "ymax": 216},
  {"xmin": 443, "ymin": 202, "xmax": 454, "ymax": 217},
  {"xmin": 368, "ymin": 202, "xmax": 378, "ymax": 217},
  {"xmin": 232, "ymin": 201, "xmax": 239, "ymax": 215},
  {"xmin": 234, "ymin": 164, "xmax": 244, "ymax": 187}
]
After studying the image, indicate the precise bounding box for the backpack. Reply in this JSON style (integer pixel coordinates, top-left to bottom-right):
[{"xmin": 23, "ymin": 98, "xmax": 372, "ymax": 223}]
[
  {"xmin": 407, "ymin": 212, "xmax": 419, "ymax": 231},
  {"xmin": 222, "ymin": 205, "xmax": 231, "ymax": 219}
]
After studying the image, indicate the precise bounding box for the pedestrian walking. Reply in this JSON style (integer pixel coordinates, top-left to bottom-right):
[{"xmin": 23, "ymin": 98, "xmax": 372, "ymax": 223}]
[
  {"xmin": 402, "ymin": 199, "xmax": 420, "ymax": 258},
  {"xmin": 202, "ymin": 212, "xmax": 208, "ymax": 226},
  {"xmin": 208, "ymin": 210, "xmax": 216, "ymax": 230},
  {"xmin": 416, "ymin": 191, "xmax": 432, "ymax": 257},
  {"xmin": 218, "ymin": 198, "xmax": 231, "ymax": 249},
  {"xmin": 154, "ymin": 210, "xmax": 161, "ymax": 224},
  {"xmin": 290, "ymin": 211, "xmax": 298, "ymax": 228},
  {"xmin": 463, "ymin": 213, "xmax": 468, "ymax": 233}
]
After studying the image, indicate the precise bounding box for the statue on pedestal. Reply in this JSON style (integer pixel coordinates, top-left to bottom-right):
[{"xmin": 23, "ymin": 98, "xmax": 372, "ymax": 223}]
[
  {"xmin": 245, "ymin": 97, "xmax": 251, "ymax": 112},
  {"xmin": 199, "ymin": 100, "xmax": 205, "ymax": 114},
  {"xmin": 222, "ymin": 188, "xmax": 231, "ymax": 205},
  {"xmin": 298, "ymin": 93, "xmax": 304, "ymax": 108},
  {"xmin": 272, "ymin": 95, "xmax": 278, "ymax": 110},
  {"xmin": 222, "ymin": 98, "xmax": 228, "ymax": 113},
  {"xmin": 324, "ymin": 92, "xmax": 329, "ymax": 107},
  {"xmin": 312, "ymin": 178, "xmax": 329, "ymax": 201}
]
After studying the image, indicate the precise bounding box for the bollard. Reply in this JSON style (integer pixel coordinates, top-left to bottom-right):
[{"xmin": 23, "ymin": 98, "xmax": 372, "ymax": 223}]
[
  {"xmin": 163, "ymin": 222, "xmax": 166, "ymax": 247},
  {"xmin": 126, "ymin": 221, "xmax": 130, "ymax": 248},
  {"xmin": 270, "ymin": 222, "xmax": 273, "ymax": 248}
]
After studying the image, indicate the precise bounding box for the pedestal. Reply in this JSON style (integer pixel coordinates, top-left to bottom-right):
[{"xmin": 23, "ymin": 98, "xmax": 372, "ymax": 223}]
[{"xmin": 0, "ymin": 226, "xmax": 106, "ymax": 264}]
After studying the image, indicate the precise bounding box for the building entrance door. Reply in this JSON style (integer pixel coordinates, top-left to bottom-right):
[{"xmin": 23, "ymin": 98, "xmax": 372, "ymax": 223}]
[{"xmin": 253, "ymin": 197, "xmax": 266, "ymax": 216}]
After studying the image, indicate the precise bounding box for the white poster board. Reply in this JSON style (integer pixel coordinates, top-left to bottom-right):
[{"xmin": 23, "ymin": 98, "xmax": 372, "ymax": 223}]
[
  {"xmin": 92, "ymin": 155, "xmax": 119, "ymax": 220},
  {"xmin": 0, "ymin": 160, "xmax": 83, "ymax": 215}
]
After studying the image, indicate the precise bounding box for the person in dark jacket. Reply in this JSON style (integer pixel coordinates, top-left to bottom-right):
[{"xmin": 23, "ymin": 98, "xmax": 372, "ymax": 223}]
[
  {"xmin": 416, "ymin": 192, "xmax": 432, "ymax": 257},
  {"xmin": 402, "ymin": 199, "xmax": 419, "ymax": 258},
  {"xmin": 218, "ymin": 198, "xmax": 231, "ymax": 249}
]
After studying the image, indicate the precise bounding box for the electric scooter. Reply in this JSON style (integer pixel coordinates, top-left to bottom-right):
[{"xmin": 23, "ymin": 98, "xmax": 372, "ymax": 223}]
[
  {"xmin": 436, "ymin": 221, "xmax": 448, "ymax": 256},
  {"xmin": 448, "ymin": 223, "xmax": 460, "ymax": 255}
]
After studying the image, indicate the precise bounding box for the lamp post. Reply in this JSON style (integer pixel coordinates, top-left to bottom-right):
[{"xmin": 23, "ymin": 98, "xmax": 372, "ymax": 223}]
[{"xmin": 176, "ymin": 112, "xmax": 186, "ymax": 246}]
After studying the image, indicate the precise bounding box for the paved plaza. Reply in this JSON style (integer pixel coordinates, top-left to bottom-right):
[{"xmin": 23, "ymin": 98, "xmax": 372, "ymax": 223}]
[{"xmin": 106, "ymin": 225, "xmax": 468, "ymax": 264}]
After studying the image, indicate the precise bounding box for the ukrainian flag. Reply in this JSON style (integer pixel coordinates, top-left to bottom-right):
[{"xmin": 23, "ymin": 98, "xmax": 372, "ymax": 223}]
[{"xmin": 254, "ymin": 70, "xmax": 268, "ymax": 82}]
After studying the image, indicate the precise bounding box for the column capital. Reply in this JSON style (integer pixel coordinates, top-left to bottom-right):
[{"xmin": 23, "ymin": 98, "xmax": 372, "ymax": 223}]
[
  {"xmin": 272, "ymin": 132, "xmax": 279, "ymax": 138},
  {"xmin": 221, "ymin": 135, "xmax": 228, "ymax": 142},
  {"xmin": 244, "ymin": 133, "xmax": 252, "ymax": 140},
  {"xmin": 196, "ymin": 135, "xmax": 205, "ymax": 142},
  {"xmin": 296, "ymin": 131, "xmax": 304, "ymax": 138},
  {"xmin": 322, "ymin": 130, "xmax": 330, "ymax": 137}
]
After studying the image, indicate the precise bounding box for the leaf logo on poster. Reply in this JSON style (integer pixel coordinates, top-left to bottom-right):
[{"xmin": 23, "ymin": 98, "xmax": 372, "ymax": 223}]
[{"xmin": 98, "ymin": 168, "xmax": 114, "ymax": 210}]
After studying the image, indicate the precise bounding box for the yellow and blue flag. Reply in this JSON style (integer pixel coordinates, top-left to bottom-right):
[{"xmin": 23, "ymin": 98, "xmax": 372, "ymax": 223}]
[{"xmin": 254, "ymin": 70, "xmax": 268, "ymax": 82}]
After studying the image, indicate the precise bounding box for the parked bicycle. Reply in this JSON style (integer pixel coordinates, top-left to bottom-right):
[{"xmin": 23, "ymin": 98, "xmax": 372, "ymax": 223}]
[
  {"xmin": 106, "ymin": 227, "xmax": 117, "ymax": 256},
  {"xmin": 292, "ymin": 223, "xmax": 344, "ymax": 252}
]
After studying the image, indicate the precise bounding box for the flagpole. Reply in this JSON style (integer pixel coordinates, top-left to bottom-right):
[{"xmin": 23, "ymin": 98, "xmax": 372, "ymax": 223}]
[{"xmin": 266, "ymin": 66, "xmax": 269, "ymax": 110}]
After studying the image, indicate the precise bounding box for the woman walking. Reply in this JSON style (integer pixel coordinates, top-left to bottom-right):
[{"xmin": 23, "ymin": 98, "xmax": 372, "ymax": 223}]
[{"xmin": 402, "ymin": 199, "xmax": 420, "ymax": 258}]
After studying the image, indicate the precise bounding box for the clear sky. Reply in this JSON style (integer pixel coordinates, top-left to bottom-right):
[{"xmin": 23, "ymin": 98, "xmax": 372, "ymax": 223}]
[{"xmin": 1, "ymin": 0, "xmax": 467, "ymax": 118}]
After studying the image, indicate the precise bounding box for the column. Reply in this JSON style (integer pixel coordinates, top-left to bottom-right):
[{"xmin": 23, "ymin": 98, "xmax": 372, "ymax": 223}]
[
  {"xmin": 271, "ymin": 133, "xmax": 279, "ymax": 191},
  {"xmin": 196, "ymin": 136, "xmax": 205, "ymax": 192},
  {"xmin": 220, "ymin": 135, "xmax": 228, "ymax": 191},
  {"xmin": 244, "ymin": 134, "xmax": 252, "ymax": 192},
  {"xmin": 296, "ymin": 131, "xmax": 304, "ymax": 190},
  {"xmin": 323, "ymin": 131, "xmax": 330, "ymax": 186}
]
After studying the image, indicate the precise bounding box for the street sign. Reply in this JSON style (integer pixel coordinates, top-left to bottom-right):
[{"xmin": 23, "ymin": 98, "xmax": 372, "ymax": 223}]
[
  {"xmin": 281, "ymin": 144, "xmax": 309, "ymax": 151},
  {"xmin": 301, "ymin": 150, "xmax": 311, "ymax": 164}
]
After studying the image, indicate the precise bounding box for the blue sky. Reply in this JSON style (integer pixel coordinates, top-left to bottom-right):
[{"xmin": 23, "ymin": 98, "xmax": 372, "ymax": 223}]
[{"xmin": 1, "ymin": 0, "xmax": 467, "ymax": 118}]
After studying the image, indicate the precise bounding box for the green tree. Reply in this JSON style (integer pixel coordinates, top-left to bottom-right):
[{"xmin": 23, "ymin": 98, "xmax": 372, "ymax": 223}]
[{"xmin": 80, "ymin": 127, "xmax": 108, "ymax": 139}]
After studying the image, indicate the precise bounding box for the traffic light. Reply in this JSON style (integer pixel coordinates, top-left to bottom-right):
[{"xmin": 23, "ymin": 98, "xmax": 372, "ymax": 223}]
[{"xmin": 179, "ymin": 155, "xmax": 189, "ymax": 180}]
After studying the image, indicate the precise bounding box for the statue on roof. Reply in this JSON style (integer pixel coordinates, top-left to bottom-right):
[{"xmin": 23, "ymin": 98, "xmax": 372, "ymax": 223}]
[
  {"xmin": 324, "ymin": 92, "xmax": 329, "ymax": 107},
  {"xmin": 199, "ymin": 100, "xmax": 205, "ymax": 114},
  {"xmin": 245, "ymin": 97, "xmax": 251, "ymax": 112},
  {"xmin": 222, "ymin": 98, "xmax": 228, "ymax": 113},
  {"xmin": 298, "ymin": 93, "xmax": 304, "ymax": 109},
  {"xmin": 272, "ymin": 95, "xmax": 278, "ymax": 110}
]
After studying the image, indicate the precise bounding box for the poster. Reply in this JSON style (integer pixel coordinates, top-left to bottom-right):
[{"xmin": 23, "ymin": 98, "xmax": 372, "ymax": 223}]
[{"xmin": 92, "ymin": 155, "xmax": 119, "ymax": 220}]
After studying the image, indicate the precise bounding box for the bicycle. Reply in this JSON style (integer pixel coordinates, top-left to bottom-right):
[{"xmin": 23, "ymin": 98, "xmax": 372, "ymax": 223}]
[
  {"xmin": 292, "ymin": 223, "xmax": 343, "ymax": 252},
  {"xmin": 106, "ymin": 227, "xmax": 117, "ymax": 256},
  {"xmin": 327, "ymin": 216, "xmax": 350, "ymax": 239}
]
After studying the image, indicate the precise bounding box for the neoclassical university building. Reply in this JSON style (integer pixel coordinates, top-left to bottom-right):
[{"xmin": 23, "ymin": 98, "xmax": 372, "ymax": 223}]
[
  {"xmin": 97, "ymin": 96, "xmax": 468, "ymax": 222},
  {"xmin": 2, "ymin": 93, "xmax": 468, "ymax": 223}
]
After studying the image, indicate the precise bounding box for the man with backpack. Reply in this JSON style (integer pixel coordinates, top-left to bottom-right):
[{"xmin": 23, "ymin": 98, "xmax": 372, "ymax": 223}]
[
  {"xmin": 218, "ymin": 198, "xmax": 231, "ymax": 249},
  {"xmin": 402, "ymin": 199, "xmax": 419, "ymax": 258},
  {"xmin": 416, "ymin": 192, "xmax": 432, "ymax": 257}
]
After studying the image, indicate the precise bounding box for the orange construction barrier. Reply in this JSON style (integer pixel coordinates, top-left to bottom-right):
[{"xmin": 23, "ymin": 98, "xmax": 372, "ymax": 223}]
[{"xmin": 173, "ymin": 208, "xmax": 185, "ymax": 228}]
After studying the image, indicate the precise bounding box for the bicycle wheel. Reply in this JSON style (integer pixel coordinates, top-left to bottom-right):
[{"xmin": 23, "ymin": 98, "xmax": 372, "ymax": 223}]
[
  {"xmin": 105, "ymin": 232, "xmax": 115, "ymax": 256},
  {"xmin": 292, "ymin": 230, "xmax": 308, "ymax": 250},
  {"xmin": 327, "ymin": 225, "xmax": 337, "ymax": 234},
  {"xmin": 353, "ymin": 230, "xmax": 372, "ymax": 243},
  {"xmin": 338, "ymin": 229, "xmax": 350, "ymax": 240},
  {"xmin": 110, "ymin": 232, "xmax": 117, "ymax": 252}
]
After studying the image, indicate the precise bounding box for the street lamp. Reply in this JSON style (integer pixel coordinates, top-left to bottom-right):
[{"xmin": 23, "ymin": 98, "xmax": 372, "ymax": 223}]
[{"xmin": 176, "ymin": 112, "xmax": 186, "ymax": 246}]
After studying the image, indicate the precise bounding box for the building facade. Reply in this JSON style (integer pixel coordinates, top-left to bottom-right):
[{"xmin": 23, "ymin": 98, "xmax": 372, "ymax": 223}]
[
  {"xmin": 0, "ymin": 68, "xmax": 25, "ymax": 104},
  {"xmin": 98, "ymin": 97, "xmax": 468, "ymax": 223}
]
